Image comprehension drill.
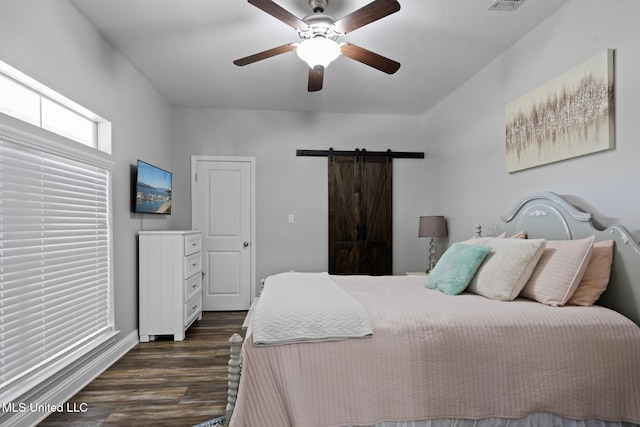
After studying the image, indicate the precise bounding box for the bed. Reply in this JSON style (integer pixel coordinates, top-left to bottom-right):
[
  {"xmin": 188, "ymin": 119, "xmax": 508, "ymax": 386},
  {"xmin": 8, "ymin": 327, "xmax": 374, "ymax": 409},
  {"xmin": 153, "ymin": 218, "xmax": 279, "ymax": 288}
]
[{"xmin": 224, "ymin": 192, "xmax": 640, "ymax": 427}]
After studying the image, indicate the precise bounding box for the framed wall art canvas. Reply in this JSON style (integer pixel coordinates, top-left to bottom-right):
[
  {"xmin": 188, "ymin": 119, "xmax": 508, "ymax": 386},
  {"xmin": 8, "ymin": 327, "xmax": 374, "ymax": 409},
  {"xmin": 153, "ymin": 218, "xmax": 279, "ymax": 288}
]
[{"xmin": 505, "ymin": 49, "xmax": 614, "ymax": 173}]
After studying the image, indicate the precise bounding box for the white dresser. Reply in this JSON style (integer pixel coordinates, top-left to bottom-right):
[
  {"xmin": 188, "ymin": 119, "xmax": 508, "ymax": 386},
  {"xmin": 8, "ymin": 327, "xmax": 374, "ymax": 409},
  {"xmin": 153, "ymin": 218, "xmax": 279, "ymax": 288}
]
[{"xmin": 138, "ymin": 230, "xmax": 203, "ymax": 342}]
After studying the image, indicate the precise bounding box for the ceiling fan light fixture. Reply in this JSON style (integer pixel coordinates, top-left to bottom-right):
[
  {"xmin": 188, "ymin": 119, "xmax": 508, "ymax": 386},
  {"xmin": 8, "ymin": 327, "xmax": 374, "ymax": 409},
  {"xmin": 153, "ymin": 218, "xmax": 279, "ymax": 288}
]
[{"xmin": 296, "ymin": 37, "xmax": 341, "ymax": 69}]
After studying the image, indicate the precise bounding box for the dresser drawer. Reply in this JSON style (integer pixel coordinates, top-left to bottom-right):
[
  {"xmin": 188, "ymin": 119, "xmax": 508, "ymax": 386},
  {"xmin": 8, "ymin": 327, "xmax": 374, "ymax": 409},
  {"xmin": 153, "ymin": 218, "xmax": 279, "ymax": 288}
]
[
  {"xmin": 185, "ymin": 293, "xmax": 202, "ymax": 326},
  {"xmin": 184, "ymin": 272, "xmax": 202, "ymax": 302},
  {"xmin": 184, "ymin": 233, "xmax": 201, "ymax": 256},
  {"xmin": 184, "ymin": 253, "xmax": 201, "ymax": 279}
]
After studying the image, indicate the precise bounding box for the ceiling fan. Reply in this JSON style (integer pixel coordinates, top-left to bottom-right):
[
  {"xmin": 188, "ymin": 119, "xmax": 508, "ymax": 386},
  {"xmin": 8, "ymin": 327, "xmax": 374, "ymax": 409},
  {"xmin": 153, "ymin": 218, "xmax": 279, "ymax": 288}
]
[{"xmin": 233, "ymin": 0, "xmax": 401, "ymax": 92}]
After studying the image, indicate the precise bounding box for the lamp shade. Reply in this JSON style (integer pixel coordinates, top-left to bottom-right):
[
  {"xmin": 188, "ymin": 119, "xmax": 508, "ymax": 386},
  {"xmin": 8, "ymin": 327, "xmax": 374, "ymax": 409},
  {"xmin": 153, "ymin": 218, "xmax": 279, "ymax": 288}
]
[
  {"xmin": 296, "ymin": 37, "xmax": 341, "ymax": 69},
  {"xmin": 418, "ymin": 216, "xmax": 448, "ymax": 238}
]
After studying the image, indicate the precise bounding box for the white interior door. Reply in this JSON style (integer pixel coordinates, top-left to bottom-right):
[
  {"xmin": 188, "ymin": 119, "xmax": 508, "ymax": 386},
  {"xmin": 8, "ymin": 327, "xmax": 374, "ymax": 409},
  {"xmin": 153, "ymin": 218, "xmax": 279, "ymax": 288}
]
[{"xmin": 192, "ymin": 156, "xmax": 255, "ymax": 311}]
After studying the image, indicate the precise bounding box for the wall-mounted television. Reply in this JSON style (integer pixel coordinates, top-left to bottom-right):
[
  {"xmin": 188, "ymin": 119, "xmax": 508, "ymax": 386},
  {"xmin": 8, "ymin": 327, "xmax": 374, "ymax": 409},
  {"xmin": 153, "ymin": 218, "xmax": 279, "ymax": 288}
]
[{"xmin": 135, "ymin": 160, "xmax": 172, "ymax": 215}]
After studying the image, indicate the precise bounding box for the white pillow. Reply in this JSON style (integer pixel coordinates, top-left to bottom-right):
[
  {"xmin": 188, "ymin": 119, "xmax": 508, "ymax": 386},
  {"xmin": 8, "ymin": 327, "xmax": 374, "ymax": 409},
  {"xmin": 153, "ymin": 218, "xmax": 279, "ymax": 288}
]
[
  {"xmin": 465, "ymin": 238, "xmax": 546, "ymax": 301},
  {"xmin": 520, "ymin": 235, "xmax": 595, "ymax": 306}
]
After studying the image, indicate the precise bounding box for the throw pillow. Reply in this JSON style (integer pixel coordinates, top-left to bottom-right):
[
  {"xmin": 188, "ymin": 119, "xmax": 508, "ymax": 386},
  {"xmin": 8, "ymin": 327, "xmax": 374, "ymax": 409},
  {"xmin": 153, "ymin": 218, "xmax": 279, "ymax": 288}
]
[
  {"xmin": 520, "ymin": 235, "xmax": 595, "ymax": 306},
  {"xmin": 425, "ymin": 242, "xmax": 492, "ymax": 295},
  {"xmin": 566, "ymin": 239, "xmax": 614, "ymax": 306},
  {"xmin": 465, "ymin": 238, "xmax": 546, "ymax": 301}
]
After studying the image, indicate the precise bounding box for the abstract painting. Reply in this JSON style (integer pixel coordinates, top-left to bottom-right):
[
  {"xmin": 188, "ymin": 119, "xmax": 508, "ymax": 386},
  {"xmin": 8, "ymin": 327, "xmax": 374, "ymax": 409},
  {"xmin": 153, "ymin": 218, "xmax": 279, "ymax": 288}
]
[{"xmin": 505, "ymin": 49, "xmax": 614, "ymax": 172}]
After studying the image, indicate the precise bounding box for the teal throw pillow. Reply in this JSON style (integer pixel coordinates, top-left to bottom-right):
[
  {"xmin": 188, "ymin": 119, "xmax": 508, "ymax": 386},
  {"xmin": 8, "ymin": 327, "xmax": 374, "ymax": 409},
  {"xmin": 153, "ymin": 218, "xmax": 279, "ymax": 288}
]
[{"xmin": 425, "ymin": 242, "xmax": 492, "ymax": 295}]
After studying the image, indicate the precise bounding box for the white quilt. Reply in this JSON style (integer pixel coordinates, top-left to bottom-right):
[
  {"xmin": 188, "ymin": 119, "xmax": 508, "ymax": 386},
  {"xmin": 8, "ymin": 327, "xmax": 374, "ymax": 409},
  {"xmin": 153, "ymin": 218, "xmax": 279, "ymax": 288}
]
[{"xmin": 251, "ymin": 272, "xmax": 373, "ymax": 346}]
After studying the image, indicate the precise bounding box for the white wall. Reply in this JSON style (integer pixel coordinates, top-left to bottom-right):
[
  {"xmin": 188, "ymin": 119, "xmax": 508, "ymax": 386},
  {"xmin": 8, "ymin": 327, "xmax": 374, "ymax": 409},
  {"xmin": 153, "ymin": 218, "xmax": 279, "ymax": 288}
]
[
  {"xmin": 172, "ymin": 108, "xmax": 428, "ymax": 283},
  {"xmin": 0, "ymin": 0, "xmax": 173, "ymax": 368},
  {"xmin": 423, "ymin": 0, "xmax": 640, "ymax": 244}
]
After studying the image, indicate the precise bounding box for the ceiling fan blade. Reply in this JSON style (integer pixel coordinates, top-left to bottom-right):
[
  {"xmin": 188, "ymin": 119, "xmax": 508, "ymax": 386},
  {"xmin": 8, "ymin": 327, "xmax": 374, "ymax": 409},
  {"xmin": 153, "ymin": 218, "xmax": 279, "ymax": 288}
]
[
  {"xmin": 333, "ymin": 0, "xmax": 400, "ymax": 34},
  {"xmin": 308, "ymin": 67, "xmax": 324, "ymax": 92},
  {"xmin": 248, "ymin": 0, "xmax": 308, "ymax": 31},
  {"xmin": 341, "ymin": 43, "xmax": 400, "ymax": 74},
  {"xmin": 233, "ymin": 44, "xmax": 297, "ymax": 66}
]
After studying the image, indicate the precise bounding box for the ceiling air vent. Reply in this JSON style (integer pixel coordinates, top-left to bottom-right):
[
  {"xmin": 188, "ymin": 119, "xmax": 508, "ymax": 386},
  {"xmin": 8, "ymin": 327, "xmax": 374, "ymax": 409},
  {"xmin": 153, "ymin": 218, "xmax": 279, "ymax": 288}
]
[{"xmin": 487, "ymin": 0, "xmax": 527, "ymax": 11}]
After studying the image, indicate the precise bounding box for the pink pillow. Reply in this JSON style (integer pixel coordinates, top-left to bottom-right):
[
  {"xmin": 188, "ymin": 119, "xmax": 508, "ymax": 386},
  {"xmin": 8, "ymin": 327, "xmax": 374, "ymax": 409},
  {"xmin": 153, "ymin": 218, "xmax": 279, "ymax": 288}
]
[
  {"xmin": 510, "ymin": 230, "xmax": 527, "ymax": 239},
  {"xmin": 520, "ymin": 235, "xmax": 595, "ymax": 306},
  {"xmin": 567, "ymin": 240, "xmax": 614, "ymax": 306}
]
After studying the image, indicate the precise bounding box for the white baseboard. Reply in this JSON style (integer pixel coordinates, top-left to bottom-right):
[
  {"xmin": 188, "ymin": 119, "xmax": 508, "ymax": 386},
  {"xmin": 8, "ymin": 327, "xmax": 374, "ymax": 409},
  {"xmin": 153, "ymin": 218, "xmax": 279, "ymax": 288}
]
[{"xmin": 2, "ymin": 330, "xmax": 139, "ymax": 427}]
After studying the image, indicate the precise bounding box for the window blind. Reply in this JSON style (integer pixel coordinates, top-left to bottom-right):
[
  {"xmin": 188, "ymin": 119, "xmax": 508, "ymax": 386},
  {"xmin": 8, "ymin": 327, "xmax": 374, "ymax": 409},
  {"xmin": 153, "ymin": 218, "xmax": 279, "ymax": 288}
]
[{"xmin": 0, "ymin": 128, "xmax": 114, "ymax": 403}]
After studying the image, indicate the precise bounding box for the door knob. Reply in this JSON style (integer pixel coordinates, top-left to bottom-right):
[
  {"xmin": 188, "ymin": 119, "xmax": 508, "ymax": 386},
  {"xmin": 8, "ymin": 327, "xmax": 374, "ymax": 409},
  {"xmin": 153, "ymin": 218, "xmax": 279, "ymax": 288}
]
[{"xmin": 243, "ymin": 241, "xmax": 249, "ymax": 247}]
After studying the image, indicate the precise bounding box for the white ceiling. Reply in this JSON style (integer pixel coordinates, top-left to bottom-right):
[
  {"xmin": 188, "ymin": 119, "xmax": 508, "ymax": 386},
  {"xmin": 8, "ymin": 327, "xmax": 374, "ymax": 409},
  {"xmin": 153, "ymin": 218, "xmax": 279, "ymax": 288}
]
[{"xmin": 68, "ymin": 0, "xmax": 568, "ymax": 115}]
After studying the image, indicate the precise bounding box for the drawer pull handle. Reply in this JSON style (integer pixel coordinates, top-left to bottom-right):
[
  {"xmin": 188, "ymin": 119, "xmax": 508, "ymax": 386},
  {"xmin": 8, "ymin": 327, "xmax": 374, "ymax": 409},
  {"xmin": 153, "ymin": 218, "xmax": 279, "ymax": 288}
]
[
  {"xmin": 192, "ymin": 263, "xmax": 198, "ymax": 268},
  {"xmin": 193, "ymin": 305, "xmax": 198, "ymax": 311},
  {"xmin": 192, "ymin": 283, "xmax": 198, "ymax": 289}
]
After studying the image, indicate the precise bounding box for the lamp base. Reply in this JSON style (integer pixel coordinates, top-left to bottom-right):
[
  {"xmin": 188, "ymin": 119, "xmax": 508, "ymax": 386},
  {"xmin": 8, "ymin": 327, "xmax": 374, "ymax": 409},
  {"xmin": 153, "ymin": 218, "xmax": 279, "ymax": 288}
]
[{"xmin": 426, "ymin": 238, "xmax": 437, "ymax": 273}]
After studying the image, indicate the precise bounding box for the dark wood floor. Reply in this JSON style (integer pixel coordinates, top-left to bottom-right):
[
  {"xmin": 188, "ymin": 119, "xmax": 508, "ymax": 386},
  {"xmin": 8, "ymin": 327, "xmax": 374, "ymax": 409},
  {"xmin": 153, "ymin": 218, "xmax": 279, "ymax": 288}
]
[{"xmin": 39, "ymin": 311, "xmax": 246, "ymax": 427}]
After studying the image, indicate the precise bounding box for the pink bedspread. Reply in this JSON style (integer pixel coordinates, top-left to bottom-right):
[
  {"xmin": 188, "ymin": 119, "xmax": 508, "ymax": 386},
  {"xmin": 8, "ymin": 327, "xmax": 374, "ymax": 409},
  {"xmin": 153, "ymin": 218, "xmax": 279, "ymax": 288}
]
[{"xmin": 229, "ymin": 275, "xmax": 640, "ymax": 427}]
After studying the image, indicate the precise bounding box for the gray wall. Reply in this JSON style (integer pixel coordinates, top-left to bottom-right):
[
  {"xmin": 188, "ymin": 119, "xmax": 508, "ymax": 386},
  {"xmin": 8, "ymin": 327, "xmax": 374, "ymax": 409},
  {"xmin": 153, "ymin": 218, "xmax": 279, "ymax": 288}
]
[
  {"xmin": 423, "ymin": 0, "xmax": 640, "ymax": 245},
  {"xmin": 171, "ymin": 108, "xmax": 427, "ymax": 284},
  {"xmin": 0, "ymin": 0, "xmax": 174, "ymax": 343}
]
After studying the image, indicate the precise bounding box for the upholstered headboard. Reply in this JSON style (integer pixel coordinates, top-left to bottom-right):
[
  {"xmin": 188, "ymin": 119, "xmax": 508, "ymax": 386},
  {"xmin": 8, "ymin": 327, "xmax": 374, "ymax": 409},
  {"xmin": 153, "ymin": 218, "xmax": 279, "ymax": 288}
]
[{"xmin": 483, "ymin": 192, "xmax": 640, "ymax": 326}]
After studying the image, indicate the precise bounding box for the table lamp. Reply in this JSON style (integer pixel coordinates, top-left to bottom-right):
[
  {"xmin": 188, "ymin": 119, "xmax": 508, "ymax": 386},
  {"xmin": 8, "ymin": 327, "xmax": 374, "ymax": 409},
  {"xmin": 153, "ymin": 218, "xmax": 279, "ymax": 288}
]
[{"xmin": 418, "ymin": 216, "xmax": 448, "ymax": 273}]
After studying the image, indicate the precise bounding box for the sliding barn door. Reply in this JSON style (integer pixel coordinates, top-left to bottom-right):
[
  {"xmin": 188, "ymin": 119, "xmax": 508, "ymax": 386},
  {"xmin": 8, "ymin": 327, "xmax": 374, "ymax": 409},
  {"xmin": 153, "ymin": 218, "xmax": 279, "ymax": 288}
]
[{"xmin": 328, "ymin": 154, "xmax": 392, "ymax": 275}]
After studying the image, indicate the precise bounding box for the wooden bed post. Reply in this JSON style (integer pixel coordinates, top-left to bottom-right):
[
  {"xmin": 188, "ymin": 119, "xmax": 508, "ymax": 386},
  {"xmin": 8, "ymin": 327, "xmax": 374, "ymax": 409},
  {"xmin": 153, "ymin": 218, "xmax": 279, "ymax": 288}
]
[{"xmin": 225, "ymin": 333, "xmax": 243, "ymax": 427}]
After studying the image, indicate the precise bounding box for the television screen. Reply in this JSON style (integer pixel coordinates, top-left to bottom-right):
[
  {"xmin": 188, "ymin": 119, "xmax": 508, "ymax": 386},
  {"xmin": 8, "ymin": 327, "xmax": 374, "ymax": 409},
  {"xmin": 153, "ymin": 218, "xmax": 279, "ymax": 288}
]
[{"xmin": 135, "ymin": 160, "xmax": 172, "ymax": 215}]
